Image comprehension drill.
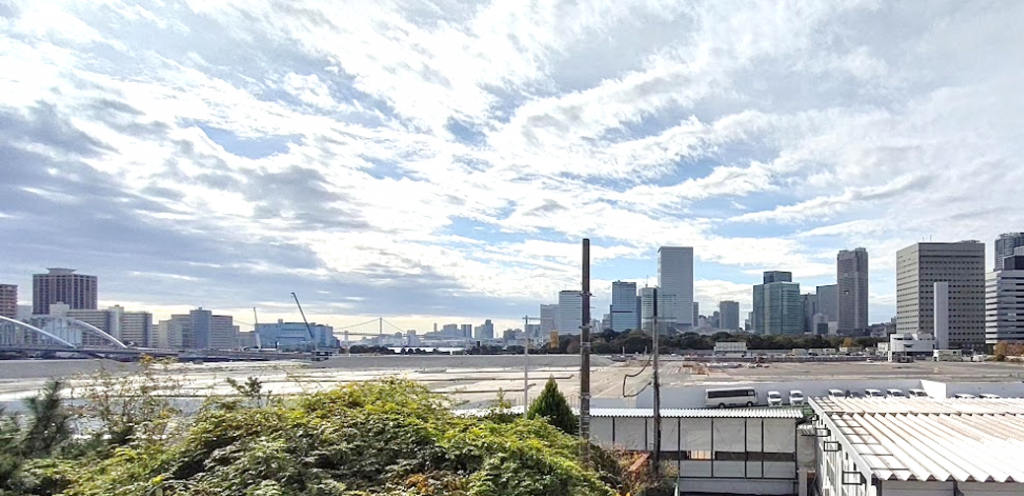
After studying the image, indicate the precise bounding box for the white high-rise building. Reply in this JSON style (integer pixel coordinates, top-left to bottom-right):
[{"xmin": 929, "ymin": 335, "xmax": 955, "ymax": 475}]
[
  {"xmin": 610, "ymin": 281, "xmax": 638, "ymax": 332},
  {"xmin": 557, "ymin": 291, "xmax": 582, "ymax": 335},
  {"xmin": 986, "ymin": 255, "xmax": 1024, "ymax": 345},
  {"xmin": 658, "ymin": 247, "xmax": 693, "ymax": 329}
]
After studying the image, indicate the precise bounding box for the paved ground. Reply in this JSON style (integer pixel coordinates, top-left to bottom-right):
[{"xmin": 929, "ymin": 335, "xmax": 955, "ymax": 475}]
[{"xmin": 2, "ymin": 356, "xmax": 1022, "ymax": 412}]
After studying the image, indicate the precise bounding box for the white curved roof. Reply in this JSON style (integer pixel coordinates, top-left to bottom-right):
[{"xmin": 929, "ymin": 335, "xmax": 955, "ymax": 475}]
[{"xmin": 812, "ymin": 397, "xmax": 1024, "ymax": 483}]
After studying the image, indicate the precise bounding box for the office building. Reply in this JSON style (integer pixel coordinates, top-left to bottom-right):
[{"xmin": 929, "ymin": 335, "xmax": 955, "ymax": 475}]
[
  {"xmin": 610, "ymin": 281, "xmax": 638, "ymax": 332},
  {"xmin": 658, "ymin": 247, "xmax": 693, "ymax": 328},
  {"xmin": 753, "ymin": 272, "xmax": 802, "ymax": 335},
  {"xmin": 762, "ymin": 271, "xmax": 792, "ymax": 284},
  {"xmin": 460, "ymin": 324, "xmax": 473, "ymax": 338},
  {"xmin": 815, "ymin": 284, "xmax": 838, "ymax": 322},
  {"xmin": 406, "ymin": 330, "xmax": 420, "ymax": 347},
  {"xmin": 474, "ymin": 319, "xmax": 494, "ymax": 340},
  {"xmin": 985, "ymin": 255, "xmax": 1024, "ymax": 345},
  {"xmin": 994, "ymin": 232, "xmax": 1024, "ymax": 271},
  {"xmin": 837, "ymin": 248, "xmax": 869, "ymax": 334},
  {"xmin": 441, "ymin": 323, "xmax": 460, "ymax": 337},
  {"xmin": 0, "ymin": 284, "xmax": 16, "ymax": 319},
  {"xmin": 692, "ymin": 302, "xmax": 699, "ymax": 328},
  {"xmin": 636, "ymin": 297, "xmax": 642, "ymax": 330},
  {"xmin": 32, "ymin": 268, "xmax": 98, "ymax": 315},
  {"xmin": 639, "ymin": 287, "xmax": 677, "ymax": 333},
  {"xmin": 557, "ymin": 291, "xmax": 582, "ymax": 335},
  {"xmin": 802, "ymin": 293, "xmax": 818, "ymax": 334},
  {"xmin": 539, "ymin": 304, "xmax": 558, "ymax": 334},
  {"xmin": 119, "ymin": 310, "xmax": 152, "ymax": 347},
  {"xmin": 718, "ymin": 301, "xmax": 740, "ymax": 330},
  {"xmin": 764, "ymin": 282, "xmax": 802, "ymax": 335},
  {"xmin": 255, "ymin": 319, "xmax": 337, "ymax": 349},
  {"xmin": 897, "ymin": 241, "xmax": 985, "ymax": 348},
  {"xmin": 163, "ymin": 308, "xmax": 236, "ymax": 350}
]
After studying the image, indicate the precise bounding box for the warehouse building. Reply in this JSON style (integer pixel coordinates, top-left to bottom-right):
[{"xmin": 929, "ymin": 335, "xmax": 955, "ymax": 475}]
[
  {"xmin": 810, "ymin": 397, "xmax": 1024, "ymax": 496},
  {"xmin": 590, "ymin": 407, "xmax": 813, "ymax": 495}
]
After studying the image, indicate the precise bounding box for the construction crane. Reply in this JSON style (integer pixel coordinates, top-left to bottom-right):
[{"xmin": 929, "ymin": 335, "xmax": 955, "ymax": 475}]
[
  {"xmin": 291, "ymin": 292, "xmax": 317, "ymax": 351},
  {"xmin": 252, "ymin": 307, "xmax": 262, "ymax": 350}
]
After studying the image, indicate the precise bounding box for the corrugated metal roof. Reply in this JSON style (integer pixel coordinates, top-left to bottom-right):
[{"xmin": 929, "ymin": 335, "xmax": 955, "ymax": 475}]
[
  {"xmin": 811, "ymin": 398, "xmax": 1024, "ymax": 483},
  {"xmin": 454, "ymin": 406, "xmax": 805, "ymax": 419},
  {"xmin": 813, "ymin": 397, "xmax": 1024, "ymax": 415},
  {"xmin": 590, "ymin": 407, "xmax": 805, "ymax": 419}
]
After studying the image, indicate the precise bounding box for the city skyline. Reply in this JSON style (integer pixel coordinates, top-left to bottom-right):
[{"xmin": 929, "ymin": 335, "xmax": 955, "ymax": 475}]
[{"xmin": 4, "ymin": 2, "xmax": 1024, "ymax": 332}]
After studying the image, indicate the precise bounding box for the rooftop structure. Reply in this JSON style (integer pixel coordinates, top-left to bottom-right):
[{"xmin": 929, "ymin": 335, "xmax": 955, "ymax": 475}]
[{"xmin": 812, "ymin": 397, "xmax": 1024, "ymax": 492}]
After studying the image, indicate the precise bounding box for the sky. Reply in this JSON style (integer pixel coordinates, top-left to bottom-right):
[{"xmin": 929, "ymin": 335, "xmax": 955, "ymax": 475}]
[{"xmin": 2, "ymin": 0, "xmax": 1024, "ymax": 334}]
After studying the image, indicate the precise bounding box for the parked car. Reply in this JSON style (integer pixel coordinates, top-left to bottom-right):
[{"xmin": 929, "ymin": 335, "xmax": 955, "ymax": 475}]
[
  {"xmin": 827, "ymin": 389, "xmax": 846, "ymax": 398},
  {"xmin": 908, "ymin": 388, "xmax": 928, "ymax": 397},
  {"xmin": 848, "ymin": 391, "xmax": 863, "ymax": 398},
  {"xmin": 767, "ymin": 391, "xmax": 784, "ymax": 407},
  {"xmin": 886, "ymin": 389, "xmax": 906, "ymax": 398},
  {"xmin": 953, "ymin": 393, "xmax": 977, "ymax": 399},
  {"xmin": 865, "ymin": 388, "xmax": 884, "ymax": 398},
  {"xmin": 788, "ymin": 390, "xmax": 806, "ymax": 406},
  {"xmin": 980, "ymin": 393, "xmax": 1001, "ymax": 399}
]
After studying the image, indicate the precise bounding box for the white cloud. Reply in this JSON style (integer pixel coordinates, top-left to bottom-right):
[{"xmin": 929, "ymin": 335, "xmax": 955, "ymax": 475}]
[{"xmin": 3, "ymin": 0, "xmax": 1024, "ymax": 329}]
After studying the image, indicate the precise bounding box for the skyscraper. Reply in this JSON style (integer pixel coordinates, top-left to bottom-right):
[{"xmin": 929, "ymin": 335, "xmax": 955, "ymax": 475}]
[
  {"xmin": 540, "ymin": 304, "xmax": 558, "ymax": 334},
  {"xmin": 692, "ymin": 302, "xmax": 699, "ymax": 328},
  {"xmin": 802, "ymin": 293, "xmax": 818, "ymax": 334},
  {"xmin": 610, "ymin": 281, "xmax": 638, "ymax": 332},
  {"xmin": 0, "ymin": 284, "xmax": 16, "ymax": 319},
  {"xmin": 32, "ymin": 268, "xmax": 98, "ymax": 315},
  {"xmin": 897, "ymin": 241, "xmax": 985, "ymax": 348},
  {"xmin": 658, "ymin": 247, "xmax": 694, "ymax": 329},
  {"xmin": 718, "ymin": 301, "xmax": 740, "ymax": 330},
  {"xmin": 994, "ymin": 233, "xmax": 1024, "ymax": 271},
  {"xmin": 475, "ymin": 319, "xmax": 494, "ymax": 340},
  {"xmin": 837, "ymin": 248, "xmax": 869, "ymax": 334},
  {"xmin": 753, "ymin": 272, "xmax": 802, "ymax": 335},
  {"xmin": 815, "ymin": 284, "xmax": 838, "ymax": 322},
  {"xmin": 557, "ymin": 291, "xmax": 582, "ymax": 335},
  {"xmin": 986, "ymin": 255, "xmax": 1024, "ymax": 345},
  {"xmin": 460, "ymin": 324, "xmax": 473, "ymax": 338},
  {"xmin": 763, "ymin": 271, "xmax": 792, "ymax": 284}
]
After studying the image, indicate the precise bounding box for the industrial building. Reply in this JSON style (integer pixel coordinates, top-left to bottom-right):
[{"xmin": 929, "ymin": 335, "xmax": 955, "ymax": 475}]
[
  {"xmin": 590, "ymin": 407, "xmax": 811, "ymax": 496},
  {"xmin": 811, "ymin": 397, "xmax": 1024, "ymax": 496}
]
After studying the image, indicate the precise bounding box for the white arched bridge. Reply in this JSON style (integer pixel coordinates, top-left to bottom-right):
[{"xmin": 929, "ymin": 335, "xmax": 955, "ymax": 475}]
[{"xmin": 0, "ymin": 314, "xmax": 127, "ymax": 349}]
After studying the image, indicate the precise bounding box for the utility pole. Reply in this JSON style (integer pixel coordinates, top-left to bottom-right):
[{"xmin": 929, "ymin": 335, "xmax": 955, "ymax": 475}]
[
  {"xmin": 523, "ymin": 315, "xmax": 532, "ymax": 413},
  {"xmin": 580, "ymin": 238, "xmax": 592, "ymax": 462},
  {"xmin": 652, "ymin": 288, "xmax": 662, "ymax": 479},
  {"xmin": 379, "ymin": 317, "xmax": 383, "ymax": 347}
]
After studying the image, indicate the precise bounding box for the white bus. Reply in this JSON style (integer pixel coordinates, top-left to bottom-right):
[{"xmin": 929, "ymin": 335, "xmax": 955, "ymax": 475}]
[{"xmin": 706, "ymin": 387, "xmax": 758, "ymax": 408}]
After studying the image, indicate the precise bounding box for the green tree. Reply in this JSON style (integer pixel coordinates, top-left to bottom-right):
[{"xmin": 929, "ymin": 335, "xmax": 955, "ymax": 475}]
[
  {"xmin": 0, "ymin": 406, "xmax": 24, "ymax": 491},
  {"xmin": 527, "ymin": 377, "xmax": 578, "ymax": 435},
  {"xmin": 21, "ymin": 379, "xmax": 71, "ymax": 458}
]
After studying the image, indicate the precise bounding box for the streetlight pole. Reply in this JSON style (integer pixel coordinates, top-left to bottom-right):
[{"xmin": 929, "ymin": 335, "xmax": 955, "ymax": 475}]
[{"xmin": 523, "ymin": 314, "xmax": 536, "ymax": 413}]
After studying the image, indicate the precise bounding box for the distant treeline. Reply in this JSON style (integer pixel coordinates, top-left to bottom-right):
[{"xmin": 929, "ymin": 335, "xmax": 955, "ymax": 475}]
[{"xmin": 347, "ymin": 331, "xmax": 885, "ymax": 356}]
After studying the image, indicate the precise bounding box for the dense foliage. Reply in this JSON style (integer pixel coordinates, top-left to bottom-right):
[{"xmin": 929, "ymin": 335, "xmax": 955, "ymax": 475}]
[
  {"xmin": 2, "ymin": 374, "xmax": 632, "ymax": 496},
  {"xmin": 527, "ymin": 378, "xmax": 578, "ymax": 435}
]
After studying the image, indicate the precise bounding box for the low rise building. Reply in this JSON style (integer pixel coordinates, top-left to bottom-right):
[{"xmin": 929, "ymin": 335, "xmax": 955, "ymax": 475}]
[{"xmin": 811, "ymin": 397, "xmax": 1024, "ymax": 496}]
